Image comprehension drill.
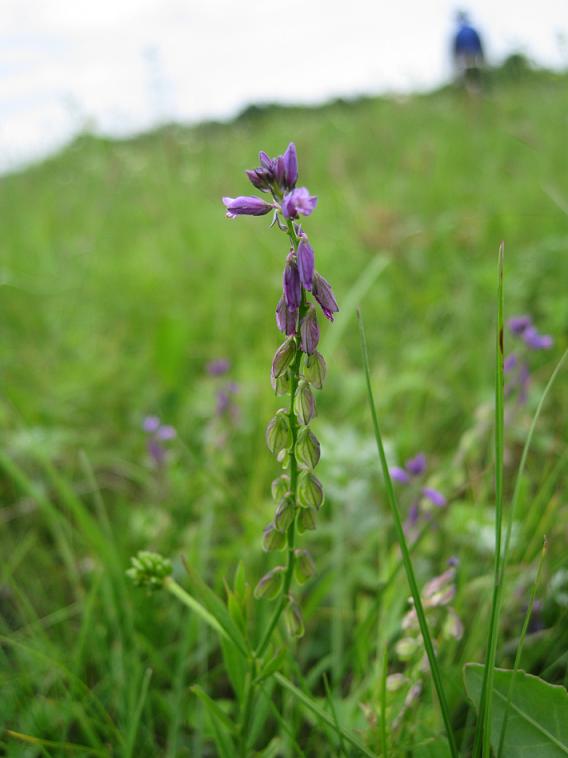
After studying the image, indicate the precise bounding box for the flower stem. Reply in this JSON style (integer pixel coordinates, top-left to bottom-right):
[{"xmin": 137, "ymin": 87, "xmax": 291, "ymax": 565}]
[{"xmin": 256, "ymin": 220, "xmax": 306, "ymax": 657}]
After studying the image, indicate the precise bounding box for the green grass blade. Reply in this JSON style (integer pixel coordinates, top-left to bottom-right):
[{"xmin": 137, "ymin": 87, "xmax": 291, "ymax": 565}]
[
  {"xmin": 476, "ymin": 242, "xmax": 505, "ymax": 757},
  {"xmin": 497, "ymin": 538, "xmax": 548, "ymax": 756},
  {"xmin": 357, "ymin": 309, "xmax": 458, "ymax": 758},
  {"xmin": 274, "ymin": 672, "xmax": 377, "ymax": 758},
  {"xmin": 125, "ymin": 667, "xmax": 152, "ymax": 758}
]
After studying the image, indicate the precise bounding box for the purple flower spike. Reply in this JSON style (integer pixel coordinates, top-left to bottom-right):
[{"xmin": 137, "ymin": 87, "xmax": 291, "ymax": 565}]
[
  {"xmin": 523, "ymin": 326, "xmax": 553, "ymax": 350},
  {"xmin": 406, "ymin": 453, "xmax": 427, "ymax": 476},
  {"xmin": 276, "ymin": 296, "xmax": 298, "ymax": 336},
  {"xmin": 300, "ymin": 306, "xmax": 320, "ymax": 354},
  {"xmin": 207, "ymin": 358, "xmax": 231, "ymax": 376},
  {"xmin": 222, "ymin": 196, "xmax": 274, "ymax": 218},
  {"xmin": 312, "ymin": 273, "xmax": 339, "ymax": 321},
  {"xmin": 297, "ymin": 239, "xmax": 315, "ymax": 291},
  {"xmin": 282, "ymin": 142, "xmax": 298, "ymax": 189},
  {"xmin": 143, "ymin": 415, "xmax": 161, "ymax": 433},
  {"xmin": 508, "ymin": 315, "xmax": 532, "ymax": 335},
  {"xmin": 391, "ymin": 466, "xmax": 411, "ymax": 484},
  {"xmin": 283, "ymin": 259, "xmax": 302, "ymax": 311},
  {"xmin": 422, "ymin": 487, "xmax": 446, "ymax": 507},
  {"xmin": 281, "ymin": 187, "xmax": 318, "ymax": 219}
]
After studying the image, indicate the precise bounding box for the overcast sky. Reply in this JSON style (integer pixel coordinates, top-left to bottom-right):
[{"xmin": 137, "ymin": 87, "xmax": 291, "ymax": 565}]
[{"xmin": 1, "ymin": 0, "xmax": 567, "ymax": 171}]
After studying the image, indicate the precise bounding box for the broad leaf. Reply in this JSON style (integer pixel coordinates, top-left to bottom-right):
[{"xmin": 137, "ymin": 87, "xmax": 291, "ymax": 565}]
[{"xmin": 464, "ymin": 664, "xmax": 568, "ymax": 757}]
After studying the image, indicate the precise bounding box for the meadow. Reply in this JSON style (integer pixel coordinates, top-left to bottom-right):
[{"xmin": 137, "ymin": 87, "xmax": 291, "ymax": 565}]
[{"xmin": 1, "ymin": 69, "xmax": 568, "ymax": 755}]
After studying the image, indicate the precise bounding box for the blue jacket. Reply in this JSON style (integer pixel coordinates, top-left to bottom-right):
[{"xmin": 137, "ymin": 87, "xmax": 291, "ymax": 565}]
[{"xmin": 454, "ymin": 24, "xmax": 483, "ymax": 56}]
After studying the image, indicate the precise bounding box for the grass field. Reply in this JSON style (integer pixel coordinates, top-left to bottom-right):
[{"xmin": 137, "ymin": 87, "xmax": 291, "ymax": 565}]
[{"xmin": 1, "ymin": 71, "xmax": 568, "ymax": 756}]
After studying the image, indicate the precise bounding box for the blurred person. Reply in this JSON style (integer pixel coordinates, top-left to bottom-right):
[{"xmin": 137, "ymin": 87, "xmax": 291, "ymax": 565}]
[{"xmin": 453, "ymin": 10, "xmax": 485, "ymax": 93}]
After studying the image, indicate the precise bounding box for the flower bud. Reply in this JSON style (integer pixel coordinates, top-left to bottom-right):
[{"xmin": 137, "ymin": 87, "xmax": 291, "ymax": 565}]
[
  {"xmin": 276, "ymin": 296, "xmax": 298, "ymax": 336},
  {"xmin": 283, "ymin": 259, "xmax": 301, "ymax": 311},
  {"xmin": 294, "ymin": 549, "xmax": 315, "ymax": 584},
  {"xmin": 395, "ymin": 636, "xmax": 420, "ymax": 661},
  {"xmin": 313, "ymin": 272, "xmax": 339, "ymax": 321},
  {"xmin": 297, "ymin": 471, "xmax": 324, "ymax": 509},
  {"xmin": 265, "ymin": 411, "xmax": 291, "ymax": 456},
  {"xmin": 262, "ymin": 522, "xmax": 286, "ymax": 552},
  {"xmin": 296, "ymin": 427, "xmax": 320, "ymax": 469},
  {"xmin": 271, "ymin": 474, "xmax": 290, "ymax": 502},
  {"xmin": 275, "ymin": 496, "xmax": 296, "ymax": 532},
  {"xmin": 271, "ymin": 369, "xmax": 291, "ymax": 396},
  {"xmin": 294, "ymin": 380, "xmax": 316, "ymax": 425},
  {"xmin": 297, "ymin": 238, "xmax": 314, "ymax": 291},
  {"xmin": 254, "ymin": 566, "xmax": 285, "ymax": 600},
  {"xmin": 222, "ymin": 195, "xmax": 274, "ymax": 218},
  {"xmin": 297, "ymin": 506, "xmax": 317, "ymax": 533},
  {"xmin": 300, "ymin": 306, "xmax": 320, "ymax": 355},
  {"xmin": 282, "ymin": 142, "xmax": 298, "ymax": 189},
  {"xmin": 284, "ymin": 597, "xmax": 305, "ymax": 638},
  {"xmin": 271, "ymin": 337, "xmax": 296, "ymax": 379},
  {"xmin": 245, "ymin": 167, "xmax": 273, "ymax": 192},
  {"xmin": 303, "ymin": 351, "xmax": 327, "ymax": 389},
  {"xmin": 126, "ymin": 551, "xmax": 172, "ymax": 591}
]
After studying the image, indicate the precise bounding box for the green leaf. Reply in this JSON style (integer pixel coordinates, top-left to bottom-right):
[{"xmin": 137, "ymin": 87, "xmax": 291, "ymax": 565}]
[
  {"xmin": 191, "ymin": 685, "xmax": 236, "ymax": 758},
  {"xmin": 464, "ymin": 664, "xmax": 568, "ymax": 756}
]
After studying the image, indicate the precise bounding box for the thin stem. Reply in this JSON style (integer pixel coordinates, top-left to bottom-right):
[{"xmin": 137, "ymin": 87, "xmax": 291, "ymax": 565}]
[
  {"xmin": 358, "ymin": 310, "xmax": 458, "ymax": 758},
  {"xmin": 476, "ymin": 243, "xmax": 505, "ymax": 758},
  {"xmin": 256, "ymin": 219, "xmax": 306, "ymax": 657}
]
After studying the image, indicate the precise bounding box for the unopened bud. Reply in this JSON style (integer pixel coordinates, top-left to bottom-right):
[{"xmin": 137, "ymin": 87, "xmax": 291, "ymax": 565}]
[
  {"xmin": 262, "ymin": 522, "xmax": 286, "ymax": 552},
  {"xmin": 254, "ymin": 566, "xmax": 285, "ymax": 600},
  {"xmin": 300, "ymin": 306, "xmax": 320, "ymax": 355},
  {"xmin": 265, "ymin": 411, "xmax": 291, "ymax": 456},
  {"xmin": 303, "ymin": 351, "xmax": 327, "ymax": 389},
  {"xmin": 296, "ymin": 427, "xmax": 320, "ymax": 469},
  {"xmin": 294, "ymin": 380, "xmax": 316, "ymax": 425},
  {"xmin": 297, "ymin": 506, "xmax": 317, "ymax": 533},
  {"xmin": 271, "ymin": 337, "xmax": 296, "ymax": 380},
  {"xmin": 297, "ymin": 471, "xmax": 324, "ymax": 509},
  {"xmin": 284, "ymin": 597, "xmax": 305, "ymax": 638},
  {"xmin": 271, "ymin": 370, "xmax": 291, "ymax": 396},
  {"xmin": 294, "ymin": 549, "xmax": 315, "ymax": 584},
  {"xmin": 126, "ymin": 551, "xmax": 172, "ymax": 591}
]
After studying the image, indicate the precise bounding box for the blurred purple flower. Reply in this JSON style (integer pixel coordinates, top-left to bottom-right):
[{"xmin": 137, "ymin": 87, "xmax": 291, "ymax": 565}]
[
  {"xmin": 143, "ymin": 415, "xmax": 161, "ymax": 433},
  {"xmin": 406, "ymin": 453, "xmax": 427, "ymax": 476},
  {"xmin": 421, "ymin": 487, "xmax": 446, "ymax": 508},
  {"xmin": 504, "ymin": 353, "xmax": 517, "ymax": 372},
  {"xmin": 508, "ymin": 315, "xmax": 532, "ymax": 335},
  {"xmin": 143, "ymin": 416, "xmax": 176, "ymax": 466},
  {"xmin": 207, "ymin": 358, "xmax": 231, "ymax": 376},
  {"xmin": 390, "ymin": 466, "xmax": 411, "ymax": 484},
  {"xmin": 281, "ymin": 187, "xmax": 318, "ymax": 219},
  {"xmin": 523, "ymin": 326, "xmax": 553, "ymax": 350}
]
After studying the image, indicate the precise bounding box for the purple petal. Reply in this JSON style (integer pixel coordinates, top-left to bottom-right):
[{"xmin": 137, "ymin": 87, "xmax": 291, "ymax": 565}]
[
  {"xmin": 406, "ymin": 453, "xmax": 426, "ymax": 476},
  {"xmin": 312, "ymin": 273, "xmax": 339, "ymax": 321},
  {"xmin": 281, "ymin": 187, "xmax": 318, "ymax": 219},
  {"xmin": 300, "ymin": 307, "xmax": 320, "ymax": 354},
  {"xmin": 523, "ymin": 326, "xmax": 553, "ymax": 350},
  {"xmin": 390, "ymin": 466, "xmax": 411, "ymax": 484},
  {"xmin": 297, "ymin": 239, "xmax": 315, "ymax": 291},
  {"xmin": 421, "ymin": 487, "xmax": 446, "ymax": 507},
  {"xmin": 157, "ymin": 425, "xmax": 176, "ymax": 441},
  {"xmin": 276, "ymin": 295, "xmax": 298, "ymax": 336},
  {"xmin": 282, "ymin": 142, "xmax": 298, "ymax": 188},
  {"xmin": 222, "ymin": 196, "xmax": 273, "ymax": 218},
  {"xmin": 508, "ymin": 315, "xmax": 532, "ymax": 335},
  {"xmin": 504, "ymin": 353, "xmax": 517, "ymax": 372},
  {"xmin": 283, "ymin": 259, "xmax": 301, "ymax": 311},
  {"xmin": 143, "ymin": 416, "xmax": 160, "ymax": 433}
]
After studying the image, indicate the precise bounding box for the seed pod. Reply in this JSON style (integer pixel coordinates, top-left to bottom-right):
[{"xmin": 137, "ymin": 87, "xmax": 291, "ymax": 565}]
[
  {"xmin": 297, "ymin": 506, "xmax": 317, "ymax": 533},
  {"xmin": 294, "ymin": 549, "xmax": 315, "ymax": 584},
  {"xmin": 271, "ymin": 337, "xmax": 296, "ymax": 380},
  {"xmin": 297, "ymin": 471, "xmax": 324, "ymax": 509},
  {"xmin": 284, "ymin": 597, "xmax": 305, "ymax": 638},
  {"xmin": 295, "ymin": 427, "xmax": 320, "ymax": 469},
  {"xmin": 303, "ymin": 351, "xmax": 327, "ymax": 389},
  {"xmin": 271, "ymin": 474, "xmax": 290, "ymax": 502},
  {"xmin": 294, "ymin": 380, "xmax": 316, "ymax": 425},
  {"xmin": 265, "ymin": 410, "xmax": 291, "ymax": 456},
  {"xmin": 271, "ymin": 369, "xmax": 291, "ymax": 396},
  {"xmin": 262, "ymin": 523, "xmax": 286, "ymax": 552},
  {"xmin": 275, "ymin": 496, "xmax": 296, "ymax": 532},
  {"xmin": 254, "ymin": 566, "xmax": 285, "ymax": 600}
]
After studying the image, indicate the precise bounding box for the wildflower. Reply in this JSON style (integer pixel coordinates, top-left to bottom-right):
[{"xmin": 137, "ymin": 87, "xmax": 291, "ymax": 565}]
[
  {"xmin": 223, "ymin": 142, "xmax": 338, "ymax": 633},
  {"xmin": 143, "ymin": 415, "xmax": 176, "ymax": 466},
  {"xmin": 390, "ymin": 451, "xmax": 447, "ymax": 529},
  {"xmin": 223, "ymin": 195, "xmax": 274, "ymax": 218},
  {"xmin": 207, "ymin": 358, "xmax": 231, "ymax": 376},
  {"xmin": 505, "ymin": 314, "xmax": 553, "ymax": 405},
  {"xmin": 281, "ymin": 187, "xmax": 318, "ymax": 219}
]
